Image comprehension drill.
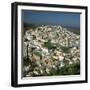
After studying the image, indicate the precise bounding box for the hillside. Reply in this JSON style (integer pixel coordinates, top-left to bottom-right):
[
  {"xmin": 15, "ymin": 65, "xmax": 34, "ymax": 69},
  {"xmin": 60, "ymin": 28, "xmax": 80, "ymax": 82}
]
[{"xmin": 23, "ymin": 25, "xmax": 80, "ymax": 77}]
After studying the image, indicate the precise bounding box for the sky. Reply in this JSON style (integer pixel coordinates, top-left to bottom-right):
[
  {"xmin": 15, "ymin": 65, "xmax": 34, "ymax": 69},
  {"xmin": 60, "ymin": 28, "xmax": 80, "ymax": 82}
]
[{"xmin": 22, "ymin": 10, "xmax": 80, "ymax": 28}]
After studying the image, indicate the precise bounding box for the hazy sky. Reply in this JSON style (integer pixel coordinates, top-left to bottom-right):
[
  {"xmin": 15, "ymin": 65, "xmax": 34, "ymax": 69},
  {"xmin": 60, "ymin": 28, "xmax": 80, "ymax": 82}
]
[{"xmin": 22, "ymin": 10, "xmax": 80, "ymax": 28}]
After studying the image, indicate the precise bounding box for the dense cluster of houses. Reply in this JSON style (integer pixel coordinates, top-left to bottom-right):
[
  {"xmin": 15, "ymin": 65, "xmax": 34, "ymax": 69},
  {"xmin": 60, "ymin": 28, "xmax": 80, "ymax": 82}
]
[{"xmin": 23, "ymin": 25, "xmax": 80, "ymax": 77}]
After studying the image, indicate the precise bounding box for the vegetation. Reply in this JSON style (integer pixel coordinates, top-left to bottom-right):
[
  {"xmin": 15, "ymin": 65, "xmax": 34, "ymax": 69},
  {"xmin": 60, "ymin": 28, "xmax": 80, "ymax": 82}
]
[
  {"xmin": 60, "ymin": 46, "xmax": 70, "ymax": 53},
  {"xmin": 46, "ymin": 62, "xmax": 80, "ymax": 76},
  {"xmin": 34, "ymin": 51, "xmax": 42, "ymax": 57},
  {"xmin": 57, "ymin": 62, "xmax": 80, "ymax": 75},
  {"xmin": 43, "ymin": 40, "xmax": 56, "ymax": 50}
]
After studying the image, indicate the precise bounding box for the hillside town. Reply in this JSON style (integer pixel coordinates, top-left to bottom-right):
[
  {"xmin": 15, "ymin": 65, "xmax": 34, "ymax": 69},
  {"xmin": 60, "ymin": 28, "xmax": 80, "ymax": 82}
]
[{"xmin": 23, "ymin": 25, "xmax": 80, "ymax": 77}]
